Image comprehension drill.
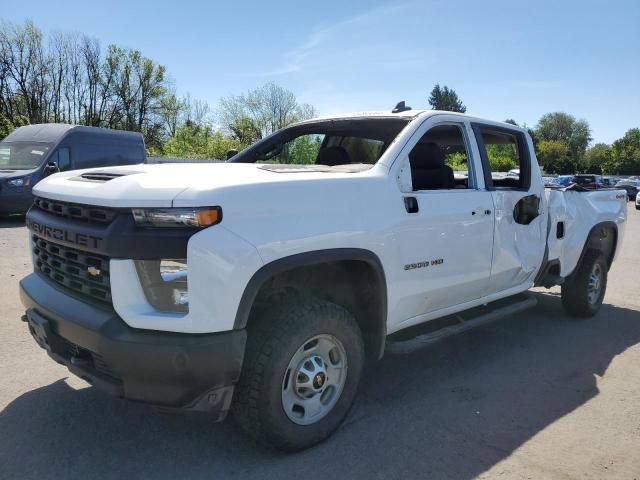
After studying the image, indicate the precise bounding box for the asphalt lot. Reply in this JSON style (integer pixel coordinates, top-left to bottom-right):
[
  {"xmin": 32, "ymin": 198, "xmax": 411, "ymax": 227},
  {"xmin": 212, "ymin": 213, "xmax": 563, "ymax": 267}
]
[{"xmin": 1, "ymin": 207, "xmax": 639, "ymax": 480}]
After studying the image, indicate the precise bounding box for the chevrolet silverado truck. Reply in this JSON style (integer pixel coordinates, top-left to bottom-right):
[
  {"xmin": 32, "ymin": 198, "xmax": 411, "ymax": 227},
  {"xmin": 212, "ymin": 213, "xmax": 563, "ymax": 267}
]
[{"xmin": 19, "ymin": 108, "xmax": 627, "ymax": 451}]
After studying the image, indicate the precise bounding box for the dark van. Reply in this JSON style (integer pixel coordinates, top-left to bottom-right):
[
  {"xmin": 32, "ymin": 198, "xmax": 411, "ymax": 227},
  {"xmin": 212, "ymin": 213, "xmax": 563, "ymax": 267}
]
[{"xmin": 0, "ymin": 124, "xmax": 145, "ymax": 215}]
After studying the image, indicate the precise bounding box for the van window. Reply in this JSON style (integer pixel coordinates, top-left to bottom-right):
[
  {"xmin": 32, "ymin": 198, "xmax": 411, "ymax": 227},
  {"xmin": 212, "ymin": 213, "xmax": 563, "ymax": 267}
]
[
  {"xmin": 72, "ymin": 141, "xmax": 145, "ymax": 169},
  {"xmin": 0, "ymin": 143, "xmax": 51, "ymax": 170},
  {"xmin": 53, "ymin": 147, "xmax": 71, "ymax": 171}
]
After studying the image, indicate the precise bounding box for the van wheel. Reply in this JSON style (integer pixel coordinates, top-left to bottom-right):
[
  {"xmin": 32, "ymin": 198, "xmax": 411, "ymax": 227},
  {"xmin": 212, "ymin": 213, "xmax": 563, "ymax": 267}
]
[
  {"xmin": 234, "ymin": 300, "xmax": 364, "ymax": 452},
  {"xmin": 561, "ymin": 249, "xmax": 608, "ymax": 317}
]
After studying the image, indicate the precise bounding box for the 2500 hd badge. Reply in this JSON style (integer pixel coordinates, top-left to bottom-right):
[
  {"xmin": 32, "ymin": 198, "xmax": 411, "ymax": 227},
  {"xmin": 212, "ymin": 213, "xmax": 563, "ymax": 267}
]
[{"xmin": 404, "ymin": 258, "xmax": 444, "ymax": 270}]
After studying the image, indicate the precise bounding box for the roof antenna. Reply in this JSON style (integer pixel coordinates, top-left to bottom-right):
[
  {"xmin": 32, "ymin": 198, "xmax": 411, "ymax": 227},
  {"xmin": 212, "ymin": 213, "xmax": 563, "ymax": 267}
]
[{"xmin": 392, "ymin": 101, "xmax": 412, "ymax": 113}]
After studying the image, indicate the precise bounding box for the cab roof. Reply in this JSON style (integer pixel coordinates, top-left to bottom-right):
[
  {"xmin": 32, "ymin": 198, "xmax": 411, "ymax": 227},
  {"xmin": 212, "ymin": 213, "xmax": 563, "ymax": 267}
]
[{"xmin": 299, "ymin": 110, "xmax": 527, "ymax": 133}]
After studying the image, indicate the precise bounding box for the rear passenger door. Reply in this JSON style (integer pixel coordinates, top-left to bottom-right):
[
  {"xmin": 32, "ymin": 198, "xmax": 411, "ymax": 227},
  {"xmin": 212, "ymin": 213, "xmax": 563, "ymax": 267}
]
[
  {"xmin": 472, "ymin": 124, "xmax": 546, "ymax": 295},
  {"xmin": 390, "ymin": 118, "xmax": 495, "ymax": 325}
]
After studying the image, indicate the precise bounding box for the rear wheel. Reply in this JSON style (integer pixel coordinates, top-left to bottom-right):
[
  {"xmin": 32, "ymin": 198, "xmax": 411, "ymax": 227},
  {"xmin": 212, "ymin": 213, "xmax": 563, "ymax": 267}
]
[
  {"xmin": 561, "ymin": 249, "xmax": 608, "ymax": 317},
  {"xmin": 234, "ymin": 300, "xmax": 364, "ymax": 451}
]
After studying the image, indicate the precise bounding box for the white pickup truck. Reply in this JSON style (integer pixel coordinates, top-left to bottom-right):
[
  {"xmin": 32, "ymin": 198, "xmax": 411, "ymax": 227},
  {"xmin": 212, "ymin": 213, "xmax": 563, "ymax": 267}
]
[{"xmin": 20, "ymin": 107, "xmax": 627, "ymax": 451}]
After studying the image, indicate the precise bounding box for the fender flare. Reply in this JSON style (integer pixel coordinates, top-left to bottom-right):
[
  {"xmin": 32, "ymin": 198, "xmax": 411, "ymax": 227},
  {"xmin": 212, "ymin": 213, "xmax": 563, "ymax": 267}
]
[
  {"xmin": 568, "ymin": 221, "xmax": 618, "ymax": 279},
  {"xmin": 233, "ymin": 248, "xmax": 388, "ymax": 358}
]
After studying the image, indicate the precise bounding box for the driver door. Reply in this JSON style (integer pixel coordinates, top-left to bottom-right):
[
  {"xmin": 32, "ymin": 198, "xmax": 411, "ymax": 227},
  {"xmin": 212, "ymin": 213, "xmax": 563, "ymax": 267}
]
[{"xmin": 389, "ymin": 119, "xmax": 495, "ymax": 327}]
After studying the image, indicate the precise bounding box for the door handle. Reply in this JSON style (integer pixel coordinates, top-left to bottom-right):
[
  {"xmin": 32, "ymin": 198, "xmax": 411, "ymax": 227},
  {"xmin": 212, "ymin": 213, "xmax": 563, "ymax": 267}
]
[{"xmin": 404, "ymin": 196, "xmax": 419, "ymax": 213}]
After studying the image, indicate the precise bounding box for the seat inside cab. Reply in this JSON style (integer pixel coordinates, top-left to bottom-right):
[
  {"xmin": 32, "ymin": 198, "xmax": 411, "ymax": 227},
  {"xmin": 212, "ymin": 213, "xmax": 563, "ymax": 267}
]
[{"xmin": 408, "ymin": 125, "xmax": 470, "ymax": 191}]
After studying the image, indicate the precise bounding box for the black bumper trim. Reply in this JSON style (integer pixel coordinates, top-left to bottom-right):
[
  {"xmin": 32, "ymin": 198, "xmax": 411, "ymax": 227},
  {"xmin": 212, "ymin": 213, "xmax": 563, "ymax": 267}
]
[{"xmin": 20, "ymin": 272, "xmax": 246, "ymax": 418}]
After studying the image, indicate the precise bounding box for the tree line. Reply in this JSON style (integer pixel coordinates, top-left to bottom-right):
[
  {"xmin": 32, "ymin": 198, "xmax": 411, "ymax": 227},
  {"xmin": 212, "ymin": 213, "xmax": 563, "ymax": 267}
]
[
  {"xmin": 0, "ymin": 20, "xmax": 315, "ymax": 156},
  {"xmin": 0, "ymin": 19, "xmax": 637, "ymax": 174}
]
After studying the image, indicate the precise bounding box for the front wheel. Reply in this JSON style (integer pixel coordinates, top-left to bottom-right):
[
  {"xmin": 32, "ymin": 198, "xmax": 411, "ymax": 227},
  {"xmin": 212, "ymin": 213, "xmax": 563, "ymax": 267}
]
[
  {"xmin": 233, "ymin": 300, "xmax": 364, "ymax": 451},
  {"xmin": 561, "ymin": 249, "xmax": 608, "ymax": 317}
]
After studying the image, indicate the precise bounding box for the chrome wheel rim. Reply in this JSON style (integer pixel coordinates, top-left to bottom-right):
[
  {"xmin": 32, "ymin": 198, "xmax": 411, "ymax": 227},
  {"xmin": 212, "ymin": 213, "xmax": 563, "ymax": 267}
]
[
  {"xmin": 281, "ymin": 334, "xmax": 348, "ymax": 426},
  {"xmin": 587, "ymin": 263, "xmax": 603, "ymax": 305}
]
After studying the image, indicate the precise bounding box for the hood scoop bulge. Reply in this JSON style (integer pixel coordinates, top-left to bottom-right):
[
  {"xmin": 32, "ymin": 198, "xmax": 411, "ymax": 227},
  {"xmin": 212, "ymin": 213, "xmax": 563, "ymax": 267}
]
[{"xmin": 72, "ymin": 170, "xmax": 144, "ymax": 183}]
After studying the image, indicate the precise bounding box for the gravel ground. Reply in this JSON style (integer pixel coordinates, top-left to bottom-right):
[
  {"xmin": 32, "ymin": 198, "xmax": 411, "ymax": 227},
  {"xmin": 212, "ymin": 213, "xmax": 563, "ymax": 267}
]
[{"xmin": 0, "ymin": 206, "xmax": 639, "ymax": 480}]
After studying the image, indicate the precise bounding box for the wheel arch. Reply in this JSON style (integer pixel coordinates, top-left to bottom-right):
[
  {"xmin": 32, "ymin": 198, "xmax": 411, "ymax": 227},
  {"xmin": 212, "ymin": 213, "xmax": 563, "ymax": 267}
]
[
  {"xmin": 568, "ymin": 221, "xmax": 618, "ymax": 279},
  {"xmin": 234, "ymin": 248, "xmax": 388, "ymax": 361}
]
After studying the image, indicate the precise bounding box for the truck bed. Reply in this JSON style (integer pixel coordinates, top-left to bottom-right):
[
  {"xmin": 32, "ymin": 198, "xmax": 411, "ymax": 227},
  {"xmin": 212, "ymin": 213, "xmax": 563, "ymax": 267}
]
[{"xmin": 545, "ymin": 188, "xmax": 627, "ymax": 277}]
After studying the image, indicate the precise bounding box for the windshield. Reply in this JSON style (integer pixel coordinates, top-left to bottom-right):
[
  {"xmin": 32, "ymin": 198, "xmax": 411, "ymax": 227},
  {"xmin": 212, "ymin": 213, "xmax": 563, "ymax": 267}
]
[
  {"xmin": 0, "ymin": 142, "xmax": 51, "ymax": 170},
  {"xmin": 228, "ymin": 117, "xmax": 411, "ymax": 168}
]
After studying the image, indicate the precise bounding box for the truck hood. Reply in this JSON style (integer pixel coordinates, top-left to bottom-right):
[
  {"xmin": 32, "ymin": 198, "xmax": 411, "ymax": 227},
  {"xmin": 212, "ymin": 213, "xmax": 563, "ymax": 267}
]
[{"xmin": 32, "ymin": 162, "xmax": 369, "ymax": 207}]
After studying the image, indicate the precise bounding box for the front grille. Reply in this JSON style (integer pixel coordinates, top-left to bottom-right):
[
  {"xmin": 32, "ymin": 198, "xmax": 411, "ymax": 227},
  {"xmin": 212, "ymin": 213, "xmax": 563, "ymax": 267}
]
[
  {"xmin": 33, "ymin": 197, "xmax": 118, "ymax": 224},
  {"xmin": 32, "ymin": 235, "xmax": 111, "ymax": 303}
]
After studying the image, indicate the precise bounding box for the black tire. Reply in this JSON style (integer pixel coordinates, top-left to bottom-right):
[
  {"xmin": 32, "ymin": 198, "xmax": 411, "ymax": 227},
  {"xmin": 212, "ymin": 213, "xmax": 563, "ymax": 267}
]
[
  {"xmin": 561, "ymin": 249, "xmax": 608, "ymax": 317},
  {"xmin": 233, "ymin": 300, "xmax": 364, "ymax": 452}
]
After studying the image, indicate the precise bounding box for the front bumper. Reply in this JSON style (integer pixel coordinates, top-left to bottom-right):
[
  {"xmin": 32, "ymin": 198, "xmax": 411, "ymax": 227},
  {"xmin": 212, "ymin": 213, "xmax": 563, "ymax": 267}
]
[{"xmin": 20, "ymin": 272, "xmax": 246, "ymax": 420}]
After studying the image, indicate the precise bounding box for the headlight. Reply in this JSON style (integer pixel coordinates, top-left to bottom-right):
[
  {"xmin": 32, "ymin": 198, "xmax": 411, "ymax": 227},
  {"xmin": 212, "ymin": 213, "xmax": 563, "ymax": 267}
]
[
  {"xmin": 132, "ymin": 207, "xmax": 222, "ymax": 228},
  {"xmin": 135, "ymin": 259, "xmax": 189, "ymax": 312},
  {"xmin": 7, "ymin": 176, "xmax": 31, "ymax": 187}
]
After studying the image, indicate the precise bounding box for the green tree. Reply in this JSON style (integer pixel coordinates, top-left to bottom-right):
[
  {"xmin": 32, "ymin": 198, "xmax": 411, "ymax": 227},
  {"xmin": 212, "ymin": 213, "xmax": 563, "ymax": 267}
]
[
  {"xmin": 604, "ymin": 128, "xmax": 640, "ymax": 175},
  {"xmin": 584, "ymin": 143, "xmax": 611, "ymax": 174},
  {"xmin": 163, "ymin": 122, "xmax": 242, "ymax": 160},
  {"xmin": 0, "ymin": 113, "xmax": 28, "ymax": 140},
  {"xmin": 287, "ymin": 135, "xmax": 322, "ymax": 164},
  {"xmin": 537, "ymin": 139, "xmax": 573, "ymax": 174},
  {"xmin": 446, "ymin": 151, "xmax": 468, "ymax": 171},
  {"xmin": 0, "ymin": 113, "xmax": 14, "ymax": 139},
  {"xmin": 534, "ymin": 112, "xmax": 591, "ymax": 170},
  {"xmin": 486, "ymin": 144, "xmax": 518, "ymax": 171},
  {"xmin": 428, "ymin": 84, "xmax": 466, "ymax": 112},
  {"xmin": 229, "ymin": 116, "xmax": 262, "ymax": 146}
]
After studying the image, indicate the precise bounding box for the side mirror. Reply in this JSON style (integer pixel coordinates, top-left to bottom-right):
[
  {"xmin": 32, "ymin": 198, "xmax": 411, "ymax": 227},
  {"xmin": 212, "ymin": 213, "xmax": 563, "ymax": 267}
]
[
  {"xmin": 226, "ymin": 149, "xmax": 239, "ymax": 160},
  {"xmin": 44, "ymin": 161, "xmax": 59, "ymax": 176}
]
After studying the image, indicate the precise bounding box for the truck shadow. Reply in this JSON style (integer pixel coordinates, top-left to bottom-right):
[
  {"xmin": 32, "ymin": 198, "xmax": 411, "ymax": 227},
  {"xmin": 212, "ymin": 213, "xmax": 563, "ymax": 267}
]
[
  {"xmin": 0, "ymin": 215, "xmax": 25, "ymax": 228},
  {"xmin": 1, "ymin": 292, "xmax": 639, "ymax": 479}
]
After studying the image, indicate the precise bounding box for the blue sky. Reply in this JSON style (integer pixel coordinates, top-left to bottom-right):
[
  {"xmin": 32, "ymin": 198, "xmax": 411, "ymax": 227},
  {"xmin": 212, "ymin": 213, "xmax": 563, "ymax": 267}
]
[{"xmin": 4, "ymin": 0, "xmax": 639, "ymax": 143}]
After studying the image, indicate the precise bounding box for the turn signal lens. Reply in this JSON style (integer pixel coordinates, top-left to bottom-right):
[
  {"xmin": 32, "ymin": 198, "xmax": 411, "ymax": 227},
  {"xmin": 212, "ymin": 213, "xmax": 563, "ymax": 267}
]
[{"xmin": 195, "ymin": 208, "xmax": 221, "ymax": 226}]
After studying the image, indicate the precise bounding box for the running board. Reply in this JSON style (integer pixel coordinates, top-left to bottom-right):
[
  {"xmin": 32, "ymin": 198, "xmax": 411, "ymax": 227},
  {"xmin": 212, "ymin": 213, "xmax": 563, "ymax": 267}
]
[{"xmin": 385, "ymin": 294, "xmax": 538, "ymax": 355}]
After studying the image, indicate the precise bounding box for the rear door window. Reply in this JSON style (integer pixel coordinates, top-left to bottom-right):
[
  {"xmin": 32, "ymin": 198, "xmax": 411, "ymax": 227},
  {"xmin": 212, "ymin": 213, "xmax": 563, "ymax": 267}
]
[{"xmin": 472, "ymin": 125, "xmax": 531, "ymax": 190}]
